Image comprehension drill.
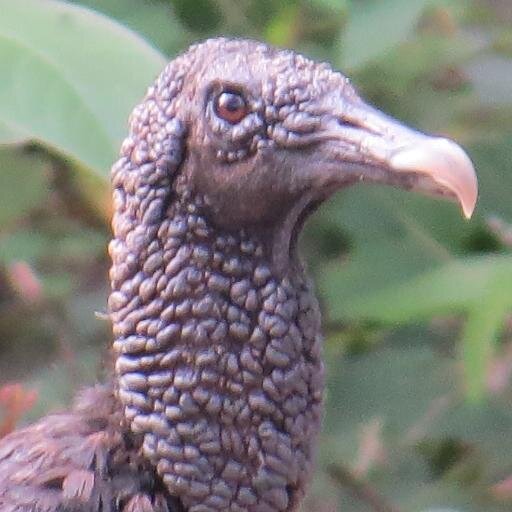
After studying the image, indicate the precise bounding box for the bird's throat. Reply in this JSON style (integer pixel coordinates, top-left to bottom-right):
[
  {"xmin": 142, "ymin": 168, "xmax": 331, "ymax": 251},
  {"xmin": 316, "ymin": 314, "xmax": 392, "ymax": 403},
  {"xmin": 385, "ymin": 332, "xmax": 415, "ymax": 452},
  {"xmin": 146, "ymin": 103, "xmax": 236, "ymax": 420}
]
[{"xmin": 109, "ymin": 192, "xmax": 325, "ymax": 511}]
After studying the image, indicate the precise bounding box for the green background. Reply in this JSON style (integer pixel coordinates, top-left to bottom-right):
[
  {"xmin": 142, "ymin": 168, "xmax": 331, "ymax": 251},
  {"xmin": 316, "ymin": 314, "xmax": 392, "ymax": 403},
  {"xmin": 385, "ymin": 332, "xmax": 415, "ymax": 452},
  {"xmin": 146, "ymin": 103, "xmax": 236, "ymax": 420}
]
[{"xmin": 1, "ymin": 0, "xmax": 512, "ymax": 510}]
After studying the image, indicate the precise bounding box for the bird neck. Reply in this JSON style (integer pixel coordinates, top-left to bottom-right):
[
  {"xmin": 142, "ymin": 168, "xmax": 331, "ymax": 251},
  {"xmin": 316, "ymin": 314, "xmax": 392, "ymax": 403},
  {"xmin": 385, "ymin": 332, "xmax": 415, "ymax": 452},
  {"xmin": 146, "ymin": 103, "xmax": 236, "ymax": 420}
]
[{"xmin": 109, "ymin": 186, "xmax": 325, "ymax": 511}]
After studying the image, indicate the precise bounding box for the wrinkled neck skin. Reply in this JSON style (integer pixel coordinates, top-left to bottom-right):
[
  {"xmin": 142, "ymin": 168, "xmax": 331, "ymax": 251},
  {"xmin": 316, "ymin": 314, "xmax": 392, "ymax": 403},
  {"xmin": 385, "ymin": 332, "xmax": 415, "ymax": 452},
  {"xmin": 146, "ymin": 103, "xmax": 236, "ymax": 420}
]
[{"xmin": 109, "ymin": 175, "xmax": 325, "ymax": 512}]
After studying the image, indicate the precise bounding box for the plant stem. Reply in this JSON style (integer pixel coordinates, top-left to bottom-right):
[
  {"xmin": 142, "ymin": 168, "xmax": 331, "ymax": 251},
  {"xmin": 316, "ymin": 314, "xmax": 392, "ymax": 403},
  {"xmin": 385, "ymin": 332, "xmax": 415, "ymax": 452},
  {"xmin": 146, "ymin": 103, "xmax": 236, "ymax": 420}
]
[{"xmin": 327, "ymin": 463, "xmax": 402, "ymax": 512}]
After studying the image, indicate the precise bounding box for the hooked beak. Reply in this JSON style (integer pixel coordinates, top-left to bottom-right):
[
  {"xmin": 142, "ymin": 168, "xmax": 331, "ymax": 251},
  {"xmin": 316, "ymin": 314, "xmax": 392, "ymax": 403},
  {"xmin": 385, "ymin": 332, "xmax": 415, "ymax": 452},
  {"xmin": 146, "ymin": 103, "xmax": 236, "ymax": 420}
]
[
  {"xmin": 387, "ymin": 136, "xmax": 477, "ymax": 218},
  {"xmin": 323, "ymin": 101, "xmax": 478, "ymax": 218}
]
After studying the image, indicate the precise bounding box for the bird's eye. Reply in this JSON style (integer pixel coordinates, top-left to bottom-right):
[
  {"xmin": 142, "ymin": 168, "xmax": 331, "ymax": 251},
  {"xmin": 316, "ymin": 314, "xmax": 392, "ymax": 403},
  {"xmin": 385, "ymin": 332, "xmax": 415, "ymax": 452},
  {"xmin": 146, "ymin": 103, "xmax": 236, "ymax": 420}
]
[{"xmin": 214, "ymin": 91, "xmax": 248, "ymax": 124}]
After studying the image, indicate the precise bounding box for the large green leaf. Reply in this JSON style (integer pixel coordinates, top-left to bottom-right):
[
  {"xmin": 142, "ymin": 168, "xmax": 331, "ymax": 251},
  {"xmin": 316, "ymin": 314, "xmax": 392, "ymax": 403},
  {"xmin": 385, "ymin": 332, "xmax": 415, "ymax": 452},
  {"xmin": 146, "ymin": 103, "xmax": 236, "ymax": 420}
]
[
  {"xmin": 0, "ymin": 0, "xmax": 166, "ymax": 178},
  {"xmin": 321, "ymin": 254, "xmax": 512, "ymax": 400},
  {"xmin": 313, "ymin": 181, "xmax": 470, "ymax": 313},
  {"xmin": 462, "ymin": 267, "xmax": 512, "ymax": 402},
  {"xmin": 322, "ymin": 255, "xmax": 512, "ymax": 323},
  {"xmin": 340, "ymin": 0, "xmax": 436, "ymax": 69}
]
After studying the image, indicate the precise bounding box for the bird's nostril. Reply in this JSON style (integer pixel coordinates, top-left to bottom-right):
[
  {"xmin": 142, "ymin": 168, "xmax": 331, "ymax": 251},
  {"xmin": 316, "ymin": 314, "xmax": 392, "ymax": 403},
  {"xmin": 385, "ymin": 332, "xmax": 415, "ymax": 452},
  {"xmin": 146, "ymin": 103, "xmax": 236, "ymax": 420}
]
[{"xmin": 336, "ymin": 117, "xmax": 360, "ymax": 129}]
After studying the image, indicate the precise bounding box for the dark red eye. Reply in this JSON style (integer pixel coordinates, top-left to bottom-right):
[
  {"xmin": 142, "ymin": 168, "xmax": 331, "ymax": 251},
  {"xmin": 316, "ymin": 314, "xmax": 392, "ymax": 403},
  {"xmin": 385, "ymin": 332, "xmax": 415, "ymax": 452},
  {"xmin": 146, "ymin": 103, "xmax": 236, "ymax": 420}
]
[{"xmin": 215, "ymin": 91, "xmax": 248, "ymax": 124}]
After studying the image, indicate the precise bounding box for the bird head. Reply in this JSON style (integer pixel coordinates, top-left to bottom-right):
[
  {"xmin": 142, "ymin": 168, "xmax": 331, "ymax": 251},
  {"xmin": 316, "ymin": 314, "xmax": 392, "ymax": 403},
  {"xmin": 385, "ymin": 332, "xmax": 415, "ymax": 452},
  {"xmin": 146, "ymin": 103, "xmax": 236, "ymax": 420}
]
[
  {"xmin": 114, "ymin": 38, "xmax": 477, "ymax": 275},
  {"xmin": 149, "ymin": 38, "xmax": 477, "ymax": 231}
]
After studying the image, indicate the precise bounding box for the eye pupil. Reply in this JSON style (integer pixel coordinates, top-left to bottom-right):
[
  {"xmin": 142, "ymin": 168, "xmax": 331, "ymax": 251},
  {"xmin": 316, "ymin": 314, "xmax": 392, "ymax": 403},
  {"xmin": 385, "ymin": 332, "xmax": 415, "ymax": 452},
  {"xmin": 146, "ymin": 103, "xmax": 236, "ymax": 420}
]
[
  {"xmin": 215, "ymin": 91, "xmax": 247, "ymax": 123},
  {"xmin": 223, "ymin": 94, "xmax": 243, "ymax": 112}
]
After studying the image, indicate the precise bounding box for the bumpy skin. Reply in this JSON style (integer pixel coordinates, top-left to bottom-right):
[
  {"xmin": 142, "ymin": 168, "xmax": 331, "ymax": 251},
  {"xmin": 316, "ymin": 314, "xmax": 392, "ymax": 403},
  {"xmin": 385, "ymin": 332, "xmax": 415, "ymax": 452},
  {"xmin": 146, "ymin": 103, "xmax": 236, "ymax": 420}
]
[
  {"xmin": 111, "ymin": 193, "xmax": 323, "ymax": 512},
  {"xmin": 109, "ymin": 39, "xmax": 329, "ymax": 512}
]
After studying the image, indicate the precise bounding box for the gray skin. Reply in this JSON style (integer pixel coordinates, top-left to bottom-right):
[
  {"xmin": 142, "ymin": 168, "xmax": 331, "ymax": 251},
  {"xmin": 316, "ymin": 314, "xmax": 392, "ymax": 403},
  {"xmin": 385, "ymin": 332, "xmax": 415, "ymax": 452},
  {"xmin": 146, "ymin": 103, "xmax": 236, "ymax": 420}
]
[{"xmin": 0, "ymin": 38, "xmax": 476, "ymax": 512}]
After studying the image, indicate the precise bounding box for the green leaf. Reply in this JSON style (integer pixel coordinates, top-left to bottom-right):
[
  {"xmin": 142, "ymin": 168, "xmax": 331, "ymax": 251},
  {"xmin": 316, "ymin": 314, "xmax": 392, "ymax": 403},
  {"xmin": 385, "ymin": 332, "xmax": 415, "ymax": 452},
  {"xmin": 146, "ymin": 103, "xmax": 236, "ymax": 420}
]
[
  {"xmin": 0, "ymin": 121, "xmax": 28, "ymax": 145},
  {"xmin": 0, "ymin": 231, "xmax": 48, "ymax": 265},
  {"xmin": 70, "ymin": 0, "xmax": 187, "ymax": 55},
  {"xmin": 321, "ymin": 344, "xmax": 512, "ymax": 510},
  {"xmin": 172, "ymin": 0, "xmax": 222, "ymax": 34},
  {"xmin": 310, "ymin": 0, "xmax": 348, "ymax": 12},
  {"xmin": 462, "ymin": 265, "xmax": 512, "ymax": 402},
  {"xmin": 322, "ymin": 254, "xmax": 512, "ymax": 323},
  {"xmin": 0, "ymin": 0, "xmax": 166, "ymax": 177},
  {"xmin": 322, "ymin": 255, "xmax": 512, "ymax": 401},
  {"xmin": 340, "ymin": 0, "xmax": 435, "ymax": 69},
  {"xmin": 471, "ymin": 136, "xmax": 512, "ymax": 220},
  {"xmin": 0, "ymin": 148, "xmax": 48, "ymax": 227},
  {"xmin": 264, "ymin": 4, "xmax": 301, "ymax": 47},
  {"xmin": 323, "ymin": 345, "xmax": 455, "ymax": 439},
  {"xmin": 315, "ymin": 183, "xmax": 471, "ymax": 323},
  {"xmin": 420, "ymin": 509, "xmax": 464, "ymax": 511}
]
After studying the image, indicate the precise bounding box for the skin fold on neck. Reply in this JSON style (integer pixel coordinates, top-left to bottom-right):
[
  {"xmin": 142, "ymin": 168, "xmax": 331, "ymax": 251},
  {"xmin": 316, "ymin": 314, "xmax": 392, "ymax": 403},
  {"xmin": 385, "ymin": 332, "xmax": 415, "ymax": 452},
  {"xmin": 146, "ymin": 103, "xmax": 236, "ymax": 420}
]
[{"xmin": 110, "ymin": 183, "xmax": 325, "ymax": 512}]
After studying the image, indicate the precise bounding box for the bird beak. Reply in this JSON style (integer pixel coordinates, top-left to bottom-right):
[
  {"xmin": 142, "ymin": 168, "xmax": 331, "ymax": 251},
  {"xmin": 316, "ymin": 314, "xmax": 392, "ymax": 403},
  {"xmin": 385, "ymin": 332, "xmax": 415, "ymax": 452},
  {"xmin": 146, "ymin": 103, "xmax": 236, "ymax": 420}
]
[{"xmin": 323, "ymin": 101, "xmax": 478, "ymax": 218}]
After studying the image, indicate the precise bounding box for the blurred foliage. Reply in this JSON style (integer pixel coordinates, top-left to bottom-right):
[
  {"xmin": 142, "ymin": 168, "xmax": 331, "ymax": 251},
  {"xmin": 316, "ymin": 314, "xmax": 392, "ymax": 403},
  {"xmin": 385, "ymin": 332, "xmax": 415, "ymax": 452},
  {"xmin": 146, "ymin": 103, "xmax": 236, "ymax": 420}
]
[{"xmin": 1, "ymin": 0, "xmax": 512, "ymax": 510}]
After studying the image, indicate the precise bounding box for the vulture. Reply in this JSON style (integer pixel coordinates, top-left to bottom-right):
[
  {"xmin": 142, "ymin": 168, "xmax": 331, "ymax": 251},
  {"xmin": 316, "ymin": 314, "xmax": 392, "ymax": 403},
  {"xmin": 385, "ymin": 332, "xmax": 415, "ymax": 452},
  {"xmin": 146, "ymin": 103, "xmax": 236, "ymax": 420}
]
[{"xmin": 0, "ymin": 38, "xmax": 478, "ymax": 512}]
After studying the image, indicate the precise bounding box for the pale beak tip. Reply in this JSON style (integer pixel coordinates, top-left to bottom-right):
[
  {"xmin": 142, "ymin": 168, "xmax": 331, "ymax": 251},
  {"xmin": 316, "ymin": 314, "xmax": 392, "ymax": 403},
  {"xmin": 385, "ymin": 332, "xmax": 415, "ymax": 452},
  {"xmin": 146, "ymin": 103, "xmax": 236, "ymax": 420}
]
[
  {"xmin": 389, "ymin": 136, "xmax": 478, "ymax": 220},
  {"xmin": 462, "ymin": 194, "xmax": 477, "ymax": 220}
]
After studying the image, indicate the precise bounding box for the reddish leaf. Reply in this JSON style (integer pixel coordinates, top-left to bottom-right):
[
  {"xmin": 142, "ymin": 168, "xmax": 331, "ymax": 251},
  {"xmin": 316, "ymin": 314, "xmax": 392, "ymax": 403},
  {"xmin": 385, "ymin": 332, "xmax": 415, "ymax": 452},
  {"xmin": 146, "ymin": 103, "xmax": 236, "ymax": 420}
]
[
  {"xmin": 7, "ymin": 261, "xmax": 43, "ymax": 304},
  {"xmin": 0, "ymin": 383, "xmax": 38, "ymax": 437}
]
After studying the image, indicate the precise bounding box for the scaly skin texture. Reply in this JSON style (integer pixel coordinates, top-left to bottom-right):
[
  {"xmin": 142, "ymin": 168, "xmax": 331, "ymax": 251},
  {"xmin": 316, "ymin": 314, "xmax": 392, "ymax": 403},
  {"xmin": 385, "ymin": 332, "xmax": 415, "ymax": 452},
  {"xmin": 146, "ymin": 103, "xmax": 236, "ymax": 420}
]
[
  {"xmin": 110, "ymin": 181, "xmax": 324, "ymax": 512},
  {"xmin": 109, "ymin": 39, "xmax": 329, "ymax": 511}
]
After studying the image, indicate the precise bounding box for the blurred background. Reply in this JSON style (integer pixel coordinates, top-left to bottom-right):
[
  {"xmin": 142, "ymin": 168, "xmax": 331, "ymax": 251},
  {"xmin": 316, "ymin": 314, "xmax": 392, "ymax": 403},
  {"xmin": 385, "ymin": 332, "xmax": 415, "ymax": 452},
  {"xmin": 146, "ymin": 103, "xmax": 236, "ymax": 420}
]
[{"xmin": 1, "ymin": 0, "xmax": 512, "ymax": 510}]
